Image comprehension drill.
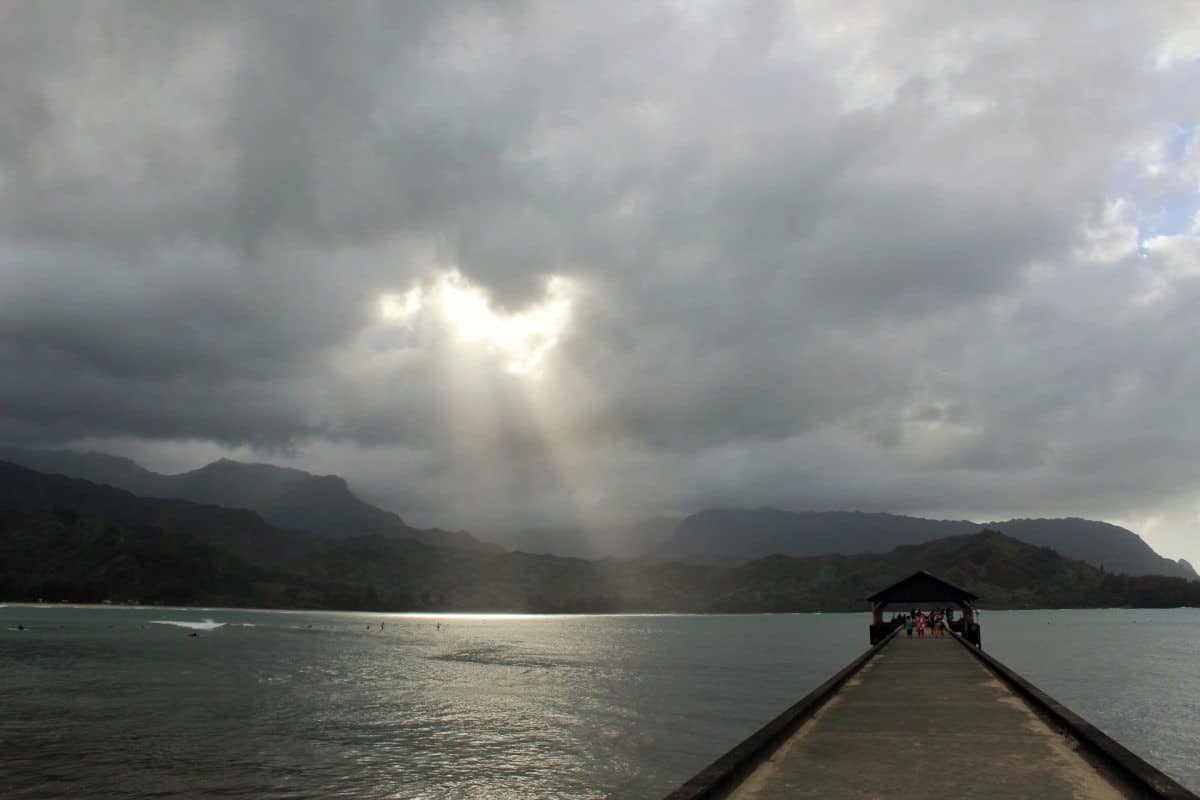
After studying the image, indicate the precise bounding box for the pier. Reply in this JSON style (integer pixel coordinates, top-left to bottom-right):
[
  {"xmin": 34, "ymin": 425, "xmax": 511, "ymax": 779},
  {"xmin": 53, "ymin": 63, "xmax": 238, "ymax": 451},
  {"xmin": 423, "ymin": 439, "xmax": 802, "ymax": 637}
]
[{"xmin": 665, "ymin": 573, "xmax": 1197, "ymax": 800}]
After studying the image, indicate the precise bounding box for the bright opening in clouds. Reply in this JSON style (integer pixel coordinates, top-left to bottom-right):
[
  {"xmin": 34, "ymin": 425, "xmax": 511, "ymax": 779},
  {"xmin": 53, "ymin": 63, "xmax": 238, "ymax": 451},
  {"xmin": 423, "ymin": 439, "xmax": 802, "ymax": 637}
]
[
  {"xmin": 378, "ymin": 272, "xmax": 573, "ymax": 376},
  {"xmin": 378, "ymin": 287, "xmax": 426, "ymax": 326},
  {"xmin": 1, "ymin": 1, "xmax": 1198, "ymax": 563}
]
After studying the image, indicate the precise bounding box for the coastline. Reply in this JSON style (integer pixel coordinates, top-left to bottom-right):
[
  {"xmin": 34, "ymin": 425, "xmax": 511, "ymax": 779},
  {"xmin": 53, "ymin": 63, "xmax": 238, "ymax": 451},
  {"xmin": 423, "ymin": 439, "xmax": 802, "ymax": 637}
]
[{"xmin": 5, "ymin": 601, "xmax": 1199, "ymax": 617}]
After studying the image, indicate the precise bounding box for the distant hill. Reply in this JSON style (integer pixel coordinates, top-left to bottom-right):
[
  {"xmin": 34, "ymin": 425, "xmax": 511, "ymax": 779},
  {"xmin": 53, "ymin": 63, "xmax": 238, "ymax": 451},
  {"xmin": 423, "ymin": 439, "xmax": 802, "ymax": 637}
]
[
  {"xmin": 0, "ymin": 448, "xmax": 493, "ymax": 551},
  {"xmin": 0, "ymin": 448, "xmax": 162, "ymax": 492},
  {"xmin": 656, "ymin": 509, "xmax": 1195, "ymax": 579},
  {"xmin": 485, "ymin": 517, "xmax": 681, "ymax": 559},
  {"xmin": 973, "ymin": 517, "xmax": 1195, "ymax": 578},
  {"xmin": 712, "ymin": 529, "xmax": 1200, "ymax": 612},
  {"xmin": 255, "ymin": 528, "xmax": 1200, "ymax": 612},
  {"xmin": 4, "ymin": 447, "xmax": 1192, "ymax": 581},
  {"xmin": 0, "ymin": 461, "xmax": 322, "ymax": 566},
  {"xmin": 4, "ymin": 509, "xmax": 1197, "ymax": 612},
  {"xmin": 0, "ymin": 508, "xmax": 384, "ymax": 609}
]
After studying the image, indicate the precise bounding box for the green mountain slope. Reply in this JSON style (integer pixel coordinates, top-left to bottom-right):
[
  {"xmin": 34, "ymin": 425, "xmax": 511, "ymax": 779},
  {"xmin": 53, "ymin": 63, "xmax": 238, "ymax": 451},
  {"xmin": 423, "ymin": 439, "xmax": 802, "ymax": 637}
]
[
  {"xmin": 657, "ymin": 508, "xmax": 1194, "ymax": 578},
  {"xmin": 3, "ymin": 504, "xmax": 1198, "ymax": 612},
  {"xmin": 296, "ymin": 529, "xmax": 1200, "ymax": 612},
  {"xmin": 0, "ymin": 448, "xmax": 494, "ymax": 550},
  {"xmin": 0, "ymin": 508, "xmax": 380, "ymax": 609},
  {"xmin": 0, "ymin": 460, "xmax": 321, "ymax": 566}
]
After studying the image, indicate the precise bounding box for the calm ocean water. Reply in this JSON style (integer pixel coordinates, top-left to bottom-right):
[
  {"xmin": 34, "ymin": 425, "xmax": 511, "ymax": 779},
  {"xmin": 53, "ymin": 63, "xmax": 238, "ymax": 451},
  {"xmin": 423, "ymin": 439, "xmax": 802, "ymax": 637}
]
[{"xmin": 1, "ymin": 606, "xmax": 1197, "ymax": 798}]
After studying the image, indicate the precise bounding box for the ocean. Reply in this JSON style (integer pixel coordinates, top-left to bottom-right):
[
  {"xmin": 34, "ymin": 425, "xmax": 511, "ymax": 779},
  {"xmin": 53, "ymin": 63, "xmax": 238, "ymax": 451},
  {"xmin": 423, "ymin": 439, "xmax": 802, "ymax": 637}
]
[{"xmin": 1, "ymin": 606, "xmax": 1197, "ymax": 798}]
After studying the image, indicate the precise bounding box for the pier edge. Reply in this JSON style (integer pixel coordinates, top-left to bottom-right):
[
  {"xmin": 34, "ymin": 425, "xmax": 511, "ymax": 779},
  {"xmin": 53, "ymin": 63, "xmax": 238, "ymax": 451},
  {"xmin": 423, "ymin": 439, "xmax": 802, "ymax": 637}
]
[
  {"xmin": 951, "ymin": 631, "xmax": 1197, "ymax": 800},
  {"xmin": 662, "ymin": 626, "xmax": 901, "ymax": 800}
]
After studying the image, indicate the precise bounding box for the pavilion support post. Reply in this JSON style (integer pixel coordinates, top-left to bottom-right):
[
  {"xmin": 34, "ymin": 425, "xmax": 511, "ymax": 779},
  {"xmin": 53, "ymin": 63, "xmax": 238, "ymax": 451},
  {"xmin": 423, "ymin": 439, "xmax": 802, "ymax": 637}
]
[
  {"xmin": 963, "ymin": 603, "xmax": 981, "ymax": 647},
  {"xmin": 868, "ymin": 602, "xmax": 892, "ymax": 644}
]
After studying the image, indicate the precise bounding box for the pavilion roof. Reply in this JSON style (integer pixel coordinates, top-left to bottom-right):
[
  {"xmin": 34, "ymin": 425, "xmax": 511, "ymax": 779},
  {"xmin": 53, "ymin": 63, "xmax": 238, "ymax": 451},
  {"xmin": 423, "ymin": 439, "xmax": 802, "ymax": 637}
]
[{"xmin": 866, "ymin": 570, "xmax": 978, "ymax": 605}]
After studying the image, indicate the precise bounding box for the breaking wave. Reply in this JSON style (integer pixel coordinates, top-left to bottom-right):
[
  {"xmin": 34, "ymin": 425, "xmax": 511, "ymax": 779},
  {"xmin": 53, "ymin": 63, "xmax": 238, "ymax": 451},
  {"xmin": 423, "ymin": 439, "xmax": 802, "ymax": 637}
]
[{"xmin": 150, "ymin": 619, "xmax": 225, "ymax": 631}]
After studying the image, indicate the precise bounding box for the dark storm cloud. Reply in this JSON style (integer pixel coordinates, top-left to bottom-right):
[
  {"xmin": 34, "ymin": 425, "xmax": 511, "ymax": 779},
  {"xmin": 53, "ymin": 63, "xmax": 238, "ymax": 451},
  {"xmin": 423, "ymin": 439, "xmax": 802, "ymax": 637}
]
[{"xmin": 1, "ymin": 1, "xmax": 1198, "ymax": 560}]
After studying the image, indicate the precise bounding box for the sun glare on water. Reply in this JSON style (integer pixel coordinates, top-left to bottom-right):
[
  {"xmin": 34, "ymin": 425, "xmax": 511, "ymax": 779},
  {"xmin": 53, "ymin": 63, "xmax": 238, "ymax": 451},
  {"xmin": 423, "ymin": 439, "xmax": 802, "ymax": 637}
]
[{"xmin": 379, "ymin": 271, "xmax": 573, "ymax": 376}]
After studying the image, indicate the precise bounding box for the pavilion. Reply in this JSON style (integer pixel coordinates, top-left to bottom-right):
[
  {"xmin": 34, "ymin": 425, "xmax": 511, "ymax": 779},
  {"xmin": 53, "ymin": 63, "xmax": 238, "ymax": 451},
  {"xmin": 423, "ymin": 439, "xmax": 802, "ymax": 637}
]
[{"xmin": 866, "ymin": 570, "xmax": 982, "ymax": 646}]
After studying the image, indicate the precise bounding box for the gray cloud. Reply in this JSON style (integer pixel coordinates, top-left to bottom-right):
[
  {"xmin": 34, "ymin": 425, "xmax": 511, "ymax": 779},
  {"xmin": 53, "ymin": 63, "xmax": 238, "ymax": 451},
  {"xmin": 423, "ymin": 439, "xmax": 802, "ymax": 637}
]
[{"xmin": 1, "ymin": 1, "xmax": 1198, "ymax": 562}]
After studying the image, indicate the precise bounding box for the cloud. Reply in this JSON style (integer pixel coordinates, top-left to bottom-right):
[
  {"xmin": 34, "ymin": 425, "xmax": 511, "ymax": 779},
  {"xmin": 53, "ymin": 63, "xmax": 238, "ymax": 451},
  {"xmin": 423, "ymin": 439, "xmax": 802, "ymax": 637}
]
[{"xmin": 1, "ymin": 1, "xmax": 1199, "ymax": 562}]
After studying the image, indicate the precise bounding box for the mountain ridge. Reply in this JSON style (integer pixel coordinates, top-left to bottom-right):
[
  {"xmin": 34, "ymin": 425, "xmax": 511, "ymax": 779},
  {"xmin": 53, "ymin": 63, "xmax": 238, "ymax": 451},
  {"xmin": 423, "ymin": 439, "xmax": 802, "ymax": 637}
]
[
  {"xmin": 2, "ymin": 447, "xmax": 1191, "ymax": 578},
  {"xmin": 656, "ymin": 507, "xmax": 1195, "ymax": 579},
  {"xmin": 0, "ymin": 448, "xmax": 493, "ymax": 551},
  {"xmin": 0, "ymin": 460, "xmax": 321, "ymax": 566},
  {"xmin": 4, "ymin": 508, "xmax": 1198, "ymax": 612}
]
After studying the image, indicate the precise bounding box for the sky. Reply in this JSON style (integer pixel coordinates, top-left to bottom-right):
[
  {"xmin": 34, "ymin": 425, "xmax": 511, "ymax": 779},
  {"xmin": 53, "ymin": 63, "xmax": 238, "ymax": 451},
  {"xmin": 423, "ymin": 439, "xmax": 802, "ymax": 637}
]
[{"xmin": 1, "ymin": 2, "xmax": 1199, "ymax": 563}]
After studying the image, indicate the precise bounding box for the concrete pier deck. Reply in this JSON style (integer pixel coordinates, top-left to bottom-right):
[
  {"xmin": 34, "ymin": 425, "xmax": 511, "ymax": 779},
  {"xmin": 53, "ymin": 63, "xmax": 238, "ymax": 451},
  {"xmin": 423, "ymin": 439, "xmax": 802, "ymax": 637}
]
[{"xmin": 727, "ymin": 634, "xmax": 1128, "ymax": 799}]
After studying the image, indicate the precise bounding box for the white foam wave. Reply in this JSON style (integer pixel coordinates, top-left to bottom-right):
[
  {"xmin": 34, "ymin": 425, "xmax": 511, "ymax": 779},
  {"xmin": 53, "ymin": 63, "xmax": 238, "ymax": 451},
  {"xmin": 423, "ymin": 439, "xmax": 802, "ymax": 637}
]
[{"xmin": 150, "ymin": 619, "xmax": 225, "ymax": 631}]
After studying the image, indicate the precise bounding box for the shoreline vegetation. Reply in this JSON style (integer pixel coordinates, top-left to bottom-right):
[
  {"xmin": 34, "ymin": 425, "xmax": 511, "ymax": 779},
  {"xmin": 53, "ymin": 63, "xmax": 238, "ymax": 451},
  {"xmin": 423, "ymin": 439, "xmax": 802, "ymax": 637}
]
[
  {"xmin": 5, "ymin": 600, "xmax": 1200, "ymax": 616},
  {"xmin": 3, "ymin": 507, "xmax": 1199, "ymax": 614}
]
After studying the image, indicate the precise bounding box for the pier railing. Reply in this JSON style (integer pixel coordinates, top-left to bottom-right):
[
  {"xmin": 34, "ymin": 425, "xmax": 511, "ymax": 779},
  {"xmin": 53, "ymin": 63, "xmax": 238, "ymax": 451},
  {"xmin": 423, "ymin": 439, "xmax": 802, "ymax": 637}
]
[
  {"xmin": 664, "ymin": 626, "xmax": 1197, "ymax": 800},
  {"xmin": 662, "ymin": 626, "xmax": 901, "ymax": 800},
  {"xmin": 951, "ymin": 631, "xmax": 1197, "ymax": 800}
]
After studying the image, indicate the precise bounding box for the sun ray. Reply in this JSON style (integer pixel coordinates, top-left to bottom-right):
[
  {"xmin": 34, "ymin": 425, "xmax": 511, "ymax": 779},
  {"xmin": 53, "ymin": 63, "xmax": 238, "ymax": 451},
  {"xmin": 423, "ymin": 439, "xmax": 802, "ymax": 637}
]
[{"xmin": 374, "ymin": 269, "xmax": 636, "ymax": 551}]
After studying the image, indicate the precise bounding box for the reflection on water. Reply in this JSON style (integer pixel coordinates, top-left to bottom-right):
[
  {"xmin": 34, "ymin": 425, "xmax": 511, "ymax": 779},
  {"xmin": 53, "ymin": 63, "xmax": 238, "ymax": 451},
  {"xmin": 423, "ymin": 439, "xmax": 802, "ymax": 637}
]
[
  {"xmin": 0, "ymin": 609, "xmax": 864, "ymax": 799},
  {"xmin": 0, "ymin": 607, "xmax": 1196, "ymax": 798}
]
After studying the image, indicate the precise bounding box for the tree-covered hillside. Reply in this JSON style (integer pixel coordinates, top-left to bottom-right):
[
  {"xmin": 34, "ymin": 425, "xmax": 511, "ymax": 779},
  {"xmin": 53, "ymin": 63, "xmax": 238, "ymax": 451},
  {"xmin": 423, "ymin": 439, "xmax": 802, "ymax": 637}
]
[
  {"xmin": 0, "ymin": 509, "xmax": 381, "ymax": 610},
  {"xmin": 3, "ymin": 508, "xmax": 1198, "ymax": 612},
  {"xmin": 657, "ymin": 508, "xmax": 1195, "ymax": 578}
]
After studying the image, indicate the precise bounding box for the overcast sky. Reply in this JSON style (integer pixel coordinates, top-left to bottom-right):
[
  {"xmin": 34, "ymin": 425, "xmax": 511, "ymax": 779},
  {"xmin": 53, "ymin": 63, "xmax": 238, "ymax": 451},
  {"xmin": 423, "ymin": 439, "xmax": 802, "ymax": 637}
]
[{"xmin": 2, "ymin": 2, "xmax": 1199, "ymax": 562}]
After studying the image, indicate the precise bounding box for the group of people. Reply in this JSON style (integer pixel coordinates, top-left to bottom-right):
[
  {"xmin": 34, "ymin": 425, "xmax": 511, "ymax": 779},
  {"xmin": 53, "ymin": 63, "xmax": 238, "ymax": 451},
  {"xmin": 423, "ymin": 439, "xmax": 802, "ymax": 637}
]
[{"xmin": 897, "ymin": 608, "xmax": 951, "ymax": 638}]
